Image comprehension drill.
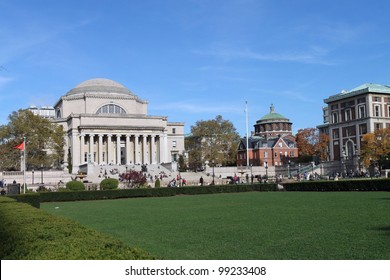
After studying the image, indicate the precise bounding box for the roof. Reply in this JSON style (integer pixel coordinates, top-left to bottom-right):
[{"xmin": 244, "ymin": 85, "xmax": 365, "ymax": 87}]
[
  {"xmin": 324, "ymin": 83, "xmax": 390, "ymax": 103},
  {"xmin": 258, "ymin": 104, "xmax": 289, "ymax": 122},
  {"xmin": 65, "ymin": 78, "xmax": 136, "ymax": 97}
]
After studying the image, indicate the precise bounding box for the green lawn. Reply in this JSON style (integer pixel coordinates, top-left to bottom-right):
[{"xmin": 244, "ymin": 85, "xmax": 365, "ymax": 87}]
[{"xmin": 42, "ymin": 192, "xmax": 390, "ymax": 260}]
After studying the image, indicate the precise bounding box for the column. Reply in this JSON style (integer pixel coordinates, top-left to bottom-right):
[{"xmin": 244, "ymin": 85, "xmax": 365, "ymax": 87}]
[
  {"xmin": 80, "ymin": 134, "xmax": 85, "ymax": 164},
  {"xmin": 142, "ymin": 135, "xmax": 147, "ymax": 164},
  {"xmin": 107, "ymin": 134, "xmax": 112, "ymax": 165},
  {"xmin": 151, "ymin": 135, "xmax": 156, "ymax": 164},
  {"xmin": 134, "ymin": 135, "xmax": 139, "ymax": 164},
  {"xmin": 125, "ymin": 135, "xmax": 131, "ymax": 165},
  {"xmin": 98, "ymin": 134, "xmax": 103, "ymax": 165},
  {"xmin": 89, "ymin": 134, "xmax": 94, "ymax": 164},
  {"xmin": 116, "ymin": 134, "xmax": 121, "ymax": 165}
]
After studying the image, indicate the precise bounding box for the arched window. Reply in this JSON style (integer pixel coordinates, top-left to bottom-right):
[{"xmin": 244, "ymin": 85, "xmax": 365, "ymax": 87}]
[
  {"xmin": 56, "ymin": 109, "xmax": 61, "ymax": 118},
  {"xmin": 96, "ymin": 104, "xmax": 126, "ymax": 115}
]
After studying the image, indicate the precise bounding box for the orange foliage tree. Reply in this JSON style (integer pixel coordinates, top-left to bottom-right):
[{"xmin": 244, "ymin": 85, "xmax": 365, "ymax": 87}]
[
  {"xmin": 360, "ymin": 127, "xmax": 390, "ymax": 168},
  {"xmin": 296, "ymin": 128, "xmax": 329, "ymax": 161}
]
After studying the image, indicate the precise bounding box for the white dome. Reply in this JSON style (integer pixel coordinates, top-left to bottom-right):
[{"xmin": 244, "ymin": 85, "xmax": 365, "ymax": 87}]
[{"xmin": 66, "ymin": 78, "xmax": 134, "ymax": 96}]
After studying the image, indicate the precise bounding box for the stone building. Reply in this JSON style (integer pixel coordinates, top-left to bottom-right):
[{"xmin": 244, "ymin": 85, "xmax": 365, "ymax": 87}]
[
  {"xmin": 237, "ymin": 104, "xmax": 298, "ymax": 167},
  {"xmin": 53, "ymin": 78, "xmax": 185, "ymax": 172},
  {"xmin": 319, "ymin": 83, "xmax": 390, "ymax": 161}
]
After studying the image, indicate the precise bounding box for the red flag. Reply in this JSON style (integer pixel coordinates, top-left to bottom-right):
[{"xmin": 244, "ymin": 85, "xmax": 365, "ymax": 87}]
[{"xmin": 14, "ymin": 141, "xmax": 25, "ymax": 151}]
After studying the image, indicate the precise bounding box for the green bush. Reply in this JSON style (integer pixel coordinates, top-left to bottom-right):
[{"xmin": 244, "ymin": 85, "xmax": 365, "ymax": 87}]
[
  {"xmin": 100, "ymin": 178, "xmax": 119, "ymax": 190},
  {"xmin": 155, "ymin": 178, "xmax": 161, "ymax": 188},
  {"xmin": 65, "ymin": 181, "xmax": 85, "ymax": 191},
  {"xmin": 0, "ymin": 196, "xmax": 154, "ymax": 260}
]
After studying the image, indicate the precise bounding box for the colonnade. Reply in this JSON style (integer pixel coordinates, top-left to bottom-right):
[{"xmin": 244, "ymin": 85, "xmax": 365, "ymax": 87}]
[{"xmin": 72, "ymin": 133, "xmax": 168, "ymax": 166}]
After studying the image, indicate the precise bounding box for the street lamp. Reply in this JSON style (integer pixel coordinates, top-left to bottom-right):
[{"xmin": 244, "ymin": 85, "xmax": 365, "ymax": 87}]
[
  {"xmin": 32, "ymin": 169, "xmax": 34, "ymax": 184},
  {"xmin": 212, "ymin": 160, "xmax": 215, "ymax": 185},
  {"xmin": 265, "ymin": 161, "xmax": 268, "ymax": 179}
]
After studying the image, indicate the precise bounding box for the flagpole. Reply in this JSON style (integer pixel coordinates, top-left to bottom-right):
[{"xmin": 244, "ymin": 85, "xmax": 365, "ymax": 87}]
[
  {"xmin": 23, "ymin": 136, "xmax": 26, "ymax": 194},
  {"xmin": 245, "ymin": 101, "xmax": 249, "ymax": 168}
]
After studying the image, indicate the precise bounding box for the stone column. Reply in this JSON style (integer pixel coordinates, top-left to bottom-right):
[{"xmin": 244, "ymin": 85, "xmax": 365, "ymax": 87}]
[
  {"xmin": 98, "ymin": 134, "xmax": 103, "ymax": 165},
  {"xmin": 125, "ymin": 134, "xmax": 131, "ymax": 165},
  {"xmin": 89, "ymin": 134, "xmax": 94, "ymax": 164},
  {"xmin": 116, "ymin": 134, "xmax": 121, "ymax": 165},
  {"xmin": 142, "ymin": 135, "xmax": 147, "ymax": 164},
  {"xmin": 80, "ymin": 134, "xmax": 85, "ymax": 164},
  {"xmin": 134, "ymin": 135, "xmax": 139, "ymax": 164},
  {"xmin": 107, "ymin": 134, "xmax": 112, "ymax": 165},
  {"xmin": 151, "ymin": 135, "xmax": 156, "ymax": 164}
]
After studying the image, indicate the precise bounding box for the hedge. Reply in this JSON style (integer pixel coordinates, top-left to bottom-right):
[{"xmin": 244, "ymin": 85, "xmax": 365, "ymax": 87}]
[
  {"xmin": 38, "ymin": 183, "xmax": 278, "ymax": 203},
  {"xmin": 282, "ymin": 178, "xmax": 390, "ymax": 191},
  {"xmin": 0, "ymin": 196, "xmax": 154, "ymax": 260}
]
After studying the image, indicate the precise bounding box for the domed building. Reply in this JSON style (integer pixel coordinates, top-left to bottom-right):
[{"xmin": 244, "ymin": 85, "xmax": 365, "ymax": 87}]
[
  {"xmin": 237, "ymin": 104, "xmax": 298, "ymax": 166},
  {"xmin": 53, "ymin": 78, "xmax": 184, "ymax": 172}
]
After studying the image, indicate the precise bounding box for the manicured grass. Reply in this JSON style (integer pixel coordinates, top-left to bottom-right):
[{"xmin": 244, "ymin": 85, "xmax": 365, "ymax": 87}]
[{"xmin": 42, "ymin": 192, "xmax": 390, "ymax": 260}]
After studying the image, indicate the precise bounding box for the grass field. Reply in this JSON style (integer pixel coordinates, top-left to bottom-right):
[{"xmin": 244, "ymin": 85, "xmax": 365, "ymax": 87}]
[{"xmin": 42, "ymin": 192, "xmax": 390, "ymax": 260}]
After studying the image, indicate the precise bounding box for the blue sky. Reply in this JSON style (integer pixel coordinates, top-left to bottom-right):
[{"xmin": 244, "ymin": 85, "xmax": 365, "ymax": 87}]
[{"xmin": 1, "ymin": 0, "xmax": 390, "ymax": 136}]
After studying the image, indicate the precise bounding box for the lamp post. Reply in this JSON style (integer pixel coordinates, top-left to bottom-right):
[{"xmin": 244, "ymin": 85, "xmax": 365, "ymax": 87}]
[
  {"xmin": 265, "ymin": 161, "xmax": 268, "ymax": 179},
  {"xmin": 40, "ymin": 164, "xmax": 44, "ymax": 184},
  {"xmin": 32, "ymin": 169, "xmax": 34, "ymax": 185}
]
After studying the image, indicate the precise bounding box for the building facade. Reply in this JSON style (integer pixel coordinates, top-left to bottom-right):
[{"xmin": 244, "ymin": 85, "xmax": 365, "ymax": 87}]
[
  {"xmin": 53, "ymin": 78, "xmax": 185, "ymax": 172},
  {"xmin": 319, "ymin": 83, "xmax": 390, "ymax": 161},
  {"xmin": 237, "ymin": 104, "xmax": 298, "ymax": 167}
]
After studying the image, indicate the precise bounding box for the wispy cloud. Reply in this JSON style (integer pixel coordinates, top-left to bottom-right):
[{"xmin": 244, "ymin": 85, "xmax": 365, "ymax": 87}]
[
  {"xmin": 150, "ymin": 100, "xmax": 243, "ymax": 115},
  {"xmin": 0, "ymin": 76, "xmax": 14, "ymax": 88},
  {"xmin": 193, "ymin": 45, "xmax": 336, "ymax": 65}
]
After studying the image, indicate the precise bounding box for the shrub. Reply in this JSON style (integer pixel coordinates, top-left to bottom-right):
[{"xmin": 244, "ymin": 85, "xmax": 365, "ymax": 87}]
[
  {"xmin": 155, "ymin": 178, "xmax": 161, "ymax": 188},
  {"xmin": 0, "ymin": 196, "xmax": 154, "ymax": 260},
  {"xmin": 66, "ymin": 181, "xmax": 85, "ymax": 191},
  {"xmin": 100, "ymin": 178, "xmax": 119, "ymax": 190},
  {"xmin": 282, "ymin": 179, "xmax": 390, "ymax": 191}
]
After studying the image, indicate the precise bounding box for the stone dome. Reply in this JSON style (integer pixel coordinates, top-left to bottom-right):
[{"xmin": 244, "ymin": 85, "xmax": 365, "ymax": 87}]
[{"xmin": 65, "ymin": 78, "xmax": 135, "ymax": 96}]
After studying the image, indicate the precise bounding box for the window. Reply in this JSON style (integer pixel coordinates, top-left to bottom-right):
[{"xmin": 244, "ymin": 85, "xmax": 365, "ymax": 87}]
[
  {"xmin": 332, "ymin": 129, "xmax": 339, "ymax": 139},
  {"xmin": 172, "ymin": 128, "xmax": 176, "ymax": 134},
  {"xmin": 359, "ymin": 124, "xmax": 367, "ymax": 135},
  {"xmin": 96, "ymin": 104, "xmax": 126, "ymax": 115},
  {"xmin": 345, "ymin": 109, "xmax": 352, "ymax": 121},
  {"xmin": 290, "ymin": 151, "xmax": 295, "ymax": 157},
  {"xmin": 332, "ymin": 112, "xmax": 338, "ymax": 123},
  {"xmin": 374, "ymin": 105, "xmax": 381, "ymax": 117},
  {"xmin": 264, "ymin": 151, "xmax": 268, "ymax": 158},
  {"xmin": 375, "ymin": 123, "xmax": 382, "ymax": 131},
  {"xmin": 358, "ymin": 105, "xmax": 366, "ymax": 118},
  {"xmin": 172, "ymin": 141, "xmax": 177, "ymax": 148}
]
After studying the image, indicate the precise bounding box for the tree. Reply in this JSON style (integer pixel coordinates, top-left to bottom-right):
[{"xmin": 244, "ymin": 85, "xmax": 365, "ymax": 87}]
[
  {"xmin": 0, "ymin": 110, "xmax": 65, "ymax": 171},
  {"xmin": 296, "ymin": 128, "xmax": 329, "ymax": 162},
  {"xmin": 186, "ymin": 115, "xmax": 241, "ymax": 170},
  {"xmin": 360, "ymin": 127, "xmax": 390, "ymax": 169},
  {"xmin": 119, "ymin": 170, "xmax": 147, "ymax": 188}
]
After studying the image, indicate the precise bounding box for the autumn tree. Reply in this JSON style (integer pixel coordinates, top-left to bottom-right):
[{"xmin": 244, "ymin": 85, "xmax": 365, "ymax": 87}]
[
  {"xmin": 186, "ymin": 115, "xmax": 241, "ymax": 170},
  {"xmin": 295, "ymin": 128, "xmax": 329, "ymax": 162},
  {"xmin": 0, "ymin": 110, "xmax": 65, "ymax": 171},
  {"xmin": 119, "ymin": 170, "xmax": 147, "ymax": 188},
  {"xmin": 360, "ymin": 127, "xmax": 390, "ymax": 169}
]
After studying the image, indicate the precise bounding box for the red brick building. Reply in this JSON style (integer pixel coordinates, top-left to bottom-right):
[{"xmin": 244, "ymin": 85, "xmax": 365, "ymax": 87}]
[{"xmin": 237, "ymin": 104, "xmax": 298, "ymax": 166}]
